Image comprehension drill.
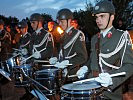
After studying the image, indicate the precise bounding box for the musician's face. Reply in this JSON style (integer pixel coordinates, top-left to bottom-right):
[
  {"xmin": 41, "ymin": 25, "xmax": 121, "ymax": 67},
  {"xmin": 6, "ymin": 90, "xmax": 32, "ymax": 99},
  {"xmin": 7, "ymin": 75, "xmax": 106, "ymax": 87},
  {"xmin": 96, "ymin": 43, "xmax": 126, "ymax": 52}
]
[
  {"xmin": 20, "ymin": 27, "xmax": 27, "ymax": 35},
  {"xmin": 95, "ymin": 13, "xmax": 114, "ymax": 31},
  {"xmin": 30, "ymin": 21, "xmax": 38, "ymax": 31},
  {"xmin": 58, "ymin": 19, "xmax": 71, "ymax": 31},
  {"xmin": 0, "ymin": 24, "xmax": 4, "ymax": 30}
]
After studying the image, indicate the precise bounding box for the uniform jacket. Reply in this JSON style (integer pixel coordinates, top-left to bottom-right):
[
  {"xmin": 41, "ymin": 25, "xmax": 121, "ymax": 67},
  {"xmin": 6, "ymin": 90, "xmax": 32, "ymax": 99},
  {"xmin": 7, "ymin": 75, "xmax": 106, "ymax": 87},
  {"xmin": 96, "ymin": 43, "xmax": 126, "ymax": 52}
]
[
  {"xmin": 19, "ymin": 32, "xmax": 31, "ymax": 49},
  {"xmin": 30, "ymin": 28, "xmax": 54, "ymax": 60},
  {"xmin": 90, "ymin": 27, "xmax": 133, "ymax": 99},
  {"xmin": 60, "ymin": 27, "xmax": 88, "ymax": 76}
]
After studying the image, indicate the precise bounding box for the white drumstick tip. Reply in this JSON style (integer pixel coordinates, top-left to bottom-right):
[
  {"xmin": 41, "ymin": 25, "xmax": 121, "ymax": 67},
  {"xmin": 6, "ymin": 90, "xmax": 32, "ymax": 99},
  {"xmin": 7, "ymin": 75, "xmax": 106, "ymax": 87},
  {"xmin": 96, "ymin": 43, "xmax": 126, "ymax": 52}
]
[{"xmin": 73, "ymin": 72, "xmax": 126, "ymax": 84}]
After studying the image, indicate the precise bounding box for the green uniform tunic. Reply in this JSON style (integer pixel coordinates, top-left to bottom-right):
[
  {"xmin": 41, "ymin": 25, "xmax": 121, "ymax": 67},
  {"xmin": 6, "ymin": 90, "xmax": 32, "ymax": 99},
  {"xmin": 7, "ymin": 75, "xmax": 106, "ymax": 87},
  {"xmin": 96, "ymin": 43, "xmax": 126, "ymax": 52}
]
[
  {"xmin": 29, "ymin": 28, "xmax": 54, "ymax": 60},
  {"xmin": 89, "ymin": 27, "xmax": 133, "ymax": 100},
  {"xmin": 59, "ymin": 27, "xmax": 88, "ymax": 77}
]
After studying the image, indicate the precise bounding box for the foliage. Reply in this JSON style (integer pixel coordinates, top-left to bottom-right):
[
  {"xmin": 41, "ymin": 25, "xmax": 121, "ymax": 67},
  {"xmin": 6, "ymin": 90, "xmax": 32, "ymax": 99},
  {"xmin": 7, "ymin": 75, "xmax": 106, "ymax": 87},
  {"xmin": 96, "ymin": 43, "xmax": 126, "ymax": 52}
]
[
  {"xmin": 0, "ymin": 15, "xmax": 19, "ymax": 25},
  {"xmin": 41, "ymin": 13, "xmax": 53, "ymax": 24},
  {"xmin": 112, "ymin": 0, "xmax": 133, "ymax": 27},
  {"xmin": 73, "ymin": 0, "xmax": 133, "ymax": 37}
]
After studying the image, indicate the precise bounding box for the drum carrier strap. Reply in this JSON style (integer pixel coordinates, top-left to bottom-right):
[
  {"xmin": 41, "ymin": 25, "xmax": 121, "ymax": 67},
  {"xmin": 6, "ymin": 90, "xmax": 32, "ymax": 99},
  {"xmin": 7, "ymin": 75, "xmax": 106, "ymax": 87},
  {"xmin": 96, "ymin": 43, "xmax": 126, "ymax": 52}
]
[{"xmin": 94, "ymin": 33, "xmax": 101, "ymax": 76}]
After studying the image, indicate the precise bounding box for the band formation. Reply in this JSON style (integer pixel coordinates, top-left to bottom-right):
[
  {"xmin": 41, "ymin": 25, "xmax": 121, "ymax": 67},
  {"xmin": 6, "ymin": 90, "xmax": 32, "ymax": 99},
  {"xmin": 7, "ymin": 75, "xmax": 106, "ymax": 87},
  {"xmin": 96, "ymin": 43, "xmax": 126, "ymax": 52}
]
[{"xmin": 0, "ymin": 0, "xmax": 133, "ymax": 100}]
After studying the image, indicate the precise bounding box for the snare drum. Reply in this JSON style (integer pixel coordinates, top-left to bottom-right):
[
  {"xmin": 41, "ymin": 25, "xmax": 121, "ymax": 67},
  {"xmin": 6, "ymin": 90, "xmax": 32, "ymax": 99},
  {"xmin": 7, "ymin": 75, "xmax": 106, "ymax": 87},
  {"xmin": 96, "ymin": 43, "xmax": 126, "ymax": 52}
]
[
  {"xmin": 61, "ymin": 81, "xmax": 103, "ymax": 100},
  {"xmin": 6, "ymin": 56, "xmax": 20, "ymax": 73},
  {"xmin": 34, "ymin": 68, "xmax": 60, "ymax": 95},
  {"xmin": 14, "ymin": 64, "xmax": 32, "ymax": 87}
]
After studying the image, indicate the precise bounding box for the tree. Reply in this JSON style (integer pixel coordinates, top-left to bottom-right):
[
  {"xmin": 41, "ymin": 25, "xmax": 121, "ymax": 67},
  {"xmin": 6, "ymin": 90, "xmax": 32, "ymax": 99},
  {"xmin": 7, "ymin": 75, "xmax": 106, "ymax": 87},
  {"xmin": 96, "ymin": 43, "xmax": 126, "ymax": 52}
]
[
  {"xmin": 76, "ymin": 0, "xmax": 133, "ymax": 38},
  {"xmin": 112, "ymin": 0, "xmax": 133, "ymax": 27},
  {"xmin": 0, "ymin": 15, "xmax": 19, "ymax": 26},
  {"xmin": 41, "ymin": 13, "xmax": 53, "ymax": 24},
  {"xmin": 73, "ymin": 1, "xmax": 99, "ymax": 39}
]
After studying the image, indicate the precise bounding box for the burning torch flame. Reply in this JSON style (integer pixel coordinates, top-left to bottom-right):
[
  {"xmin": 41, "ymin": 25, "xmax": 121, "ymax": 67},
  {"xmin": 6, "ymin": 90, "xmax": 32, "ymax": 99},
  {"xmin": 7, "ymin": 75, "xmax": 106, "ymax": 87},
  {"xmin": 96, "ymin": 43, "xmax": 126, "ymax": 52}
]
[{"xmin": 57, "ymin": 27, "xmax": 64, "ymax": 34}]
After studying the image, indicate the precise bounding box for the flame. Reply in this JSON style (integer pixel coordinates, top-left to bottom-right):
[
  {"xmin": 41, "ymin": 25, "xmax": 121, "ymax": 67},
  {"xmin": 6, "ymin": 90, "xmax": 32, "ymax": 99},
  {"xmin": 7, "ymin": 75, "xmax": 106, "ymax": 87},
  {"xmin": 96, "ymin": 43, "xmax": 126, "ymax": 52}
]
[{"xmin": 57, "ymin": 27, "xmax": 64, "ymax": 34}]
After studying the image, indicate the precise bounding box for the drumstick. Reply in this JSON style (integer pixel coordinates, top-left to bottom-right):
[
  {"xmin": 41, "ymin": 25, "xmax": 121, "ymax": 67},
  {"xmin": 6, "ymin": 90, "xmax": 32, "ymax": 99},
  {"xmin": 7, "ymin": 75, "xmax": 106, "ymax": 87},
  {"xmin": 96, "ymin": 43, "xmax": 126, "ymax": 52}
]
[
  {"xmin": 42, "ymin": 64, "xmax": 73, "ymax": 67},
  {"xmin": 34, "ymin": 60, "xmax": 49, "ymax": 63},
  {"xmin": 12, "ymin": 48, "xmax": 21, "ymax": 51},
  {"xmin": 21, "ymin": 48, "xmax": 46, "ymax": 64},
  {"xmin": 73, "ymin": 72, "xmax": 126, "ymax": 84},
  {"xmin": 42, "ymin": 65, "xmax": 55, "ymax": 67},
  {"xmin": 68, "ymin": 74, "xmax": 77, "ymax": 78},
  {"xmin": 21, "ymin": 55, "xmax": 33, "ymax": 63}
]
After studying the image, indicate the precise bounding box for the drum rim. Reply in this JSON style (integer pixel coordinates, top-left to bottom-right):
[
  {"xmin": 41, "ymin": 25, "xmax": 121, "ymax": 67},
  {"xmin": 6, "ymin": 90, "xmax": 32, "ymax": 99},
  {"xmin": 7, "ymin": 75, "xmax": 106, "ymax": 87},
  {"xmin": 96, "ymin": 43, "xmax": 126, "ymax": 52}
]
[{"xmin": 61, "ymin": 81, "xmax": 101, "ymax": 91}]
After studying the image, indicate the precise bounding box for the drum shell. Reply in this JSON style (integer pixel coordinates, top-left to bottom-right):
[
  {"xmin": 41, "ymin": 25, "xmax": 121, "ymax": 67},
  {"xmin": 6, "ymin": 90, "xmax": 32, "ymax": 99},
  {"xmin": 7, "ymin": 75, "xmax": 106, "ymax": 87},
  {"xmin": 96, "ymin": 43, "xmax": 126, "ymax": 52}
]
[
  {"xmin": 34, "ymin": 68, "xmax": 60, "ymax": 95},
  {"xmin": 6, "ymin": 56, "xmax": 20, "ymax": 73},
  {"xmin": 61, "ymin": 81, "xmax": 103, "ymax": 100},
  {"xmin": 14, "ymin": 64, "xmax": 32, "ymax": 87}
]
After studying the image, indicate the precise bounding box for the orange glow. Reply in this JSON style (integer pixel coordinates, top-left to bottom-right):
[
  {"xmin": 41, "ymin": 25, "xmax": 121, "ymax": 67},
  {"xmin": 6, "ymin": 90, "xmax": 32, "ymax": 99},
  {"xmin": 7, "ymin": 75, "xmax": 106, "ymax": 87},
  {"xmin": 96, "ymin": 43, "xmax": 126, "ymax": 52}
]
[
  {"xmin": 16, "ymin": 57, "xmax": 20, "ymax": 66},
  {"xmin": 128, "ymin": 30, "xmax": 133, "ymax": 50},
  {"xmin": 57, "ymin": 27, "xmax": 64, "ymax": 34}
]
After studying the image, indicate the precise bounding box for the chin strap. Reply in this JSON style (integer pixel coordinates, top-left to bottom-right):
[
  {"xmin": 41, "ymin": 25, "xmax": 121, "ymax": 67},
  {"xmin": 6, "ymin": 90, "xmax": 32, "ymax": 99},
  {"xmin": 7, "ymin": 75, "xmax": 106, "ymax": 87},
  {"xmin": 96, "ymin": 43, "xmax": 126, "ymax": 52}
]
[{"xmin": 99, "ymin": 31, "xmax": 131, "ymax": 71}]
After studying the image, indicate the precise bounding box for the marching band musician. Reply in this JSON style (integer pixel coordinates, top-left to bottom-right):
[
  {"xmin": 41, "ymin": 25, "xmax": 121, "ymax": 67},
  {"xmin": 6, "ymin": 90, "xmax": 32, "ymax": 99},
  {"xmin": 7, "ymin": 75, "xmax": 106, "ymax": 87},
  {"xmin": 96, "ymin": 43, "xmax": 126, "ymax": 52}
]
[
  {"xmin": 20, "ymin": 13, "xmax": 54, "ymax": 100},
  {"xmin": 77, "ymin": 0, "xmax": 133, "ymax": 100},
  {"xmin": 29, "ymin": 13, "xmax": 54, "ymax": 61},
  {"xmin": 0, "ymin": 20, "xmax": 16, "ymax": 100},
  {"xmin": 17, "ymin": 21, "xmax": 31, "ymax": 58},
  {"xmin": 0, "ymin": 19, "xmax": 12, "ymax": 61},
  {"xmin": 70, "ymin": 19, "xmax": 79, "ymax": 29},
  {"xmin": 48, "ymin": 21, "xmax": 61, "ymax": 55},
  {"xmin": 49, "ymin": 8, "xmax": 88, "ymax": 83}
]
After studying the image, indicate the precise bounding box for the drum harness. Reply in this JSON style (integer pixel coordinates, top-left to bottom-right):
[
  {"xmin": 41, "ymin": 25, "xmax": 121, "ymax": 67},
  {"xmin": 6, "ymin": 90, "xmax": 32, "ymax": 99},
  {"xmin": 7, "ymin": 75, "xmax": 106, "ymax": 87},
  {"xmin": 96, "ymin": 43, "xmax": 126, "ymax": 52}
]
[
  {"xmin": 19, "ymin": 32, "xmax": 31, "ymax": 48},
  {"xmin": 21, "ymin": 28, "xmax": 54, "ymax": 63},
  {"xmin": 59, "ymin": 27, "xmax": 85, "ymax": 60},
  {"xmin": 59, "ymin": 27, "xmax": 85, "ymax": 83},
  {"xmin": 98, "ymin": 30, "xmax": 131, "ymax": 72}
]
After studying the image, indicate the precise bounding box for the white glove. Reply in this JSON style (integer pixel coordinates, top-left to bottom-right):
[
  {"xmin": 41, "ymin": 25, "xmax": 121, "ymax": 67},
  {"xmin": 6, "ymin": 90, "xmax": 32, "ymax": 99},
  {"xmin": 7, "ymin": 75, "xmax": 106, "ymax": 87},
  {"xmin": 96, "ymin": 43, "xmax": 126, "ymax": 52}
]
[
  {"xmin": 20, "ymin": 57, "xmax": 26, "ymax": 65},
  {"xmin": 21, "ymin": 48, "xmax": 28, "ymax": 55},
  {"xmin": 12, "ymin": 52, "xmax": 18, "ymax": 56},
  {"xmin": 95, "ymin": 73, "xmax": 113, "ymax": 87},
  {"xmin": 76, "ymin": 66, "xmax": 88, "ymax": 79},
  {"xmin": 32, "ymin": 51, "xmax": 41, "ymax": 59},
  {"xmin": 49, "ymin": 57, "xmax": 58, "ymax": 65},
  {"xmin": 54, "ymin": 60, "xmax": 69, "ymax": 69}
]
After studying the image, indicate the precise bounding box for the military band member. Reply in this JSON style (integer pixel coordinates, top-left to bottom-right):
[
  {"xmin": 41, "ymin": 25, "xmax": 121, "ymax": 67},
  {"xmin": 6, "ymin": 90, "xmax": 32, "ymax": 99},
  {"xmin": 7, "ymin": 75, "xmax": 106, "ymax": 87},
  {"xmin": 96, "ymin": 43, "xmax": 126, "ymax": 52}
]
[
  {"xmin": 70, "ymin": 19, "xmax": 79, "ymax": 29},
  {"xmin": 28, "ymin": 13, "xmax": 54, "ymax": 61},
  {"xmin": 0, "ymin": 19, "xmax": 16, "ymax": 100},
  {"xmin": 0, "ymin": 19, "xmax": 12, "ymax": 61},
  {"xmin": 49, "ymin": 8, "xmax": 88, "ymax": 83},
  {"xmin": 17, "ymin": 21, "xmax": 31, "ymax": 57},
  {"xmin": 77, "ymin": 0, "xmax": 133, "ymax": 100},
  {"xmin": 48, "ymin": 21, "xmax": 61, "ymax": 55},
  {"xmin": 20, "ymin": 13, "xmax": 54, "ymax": 100}
]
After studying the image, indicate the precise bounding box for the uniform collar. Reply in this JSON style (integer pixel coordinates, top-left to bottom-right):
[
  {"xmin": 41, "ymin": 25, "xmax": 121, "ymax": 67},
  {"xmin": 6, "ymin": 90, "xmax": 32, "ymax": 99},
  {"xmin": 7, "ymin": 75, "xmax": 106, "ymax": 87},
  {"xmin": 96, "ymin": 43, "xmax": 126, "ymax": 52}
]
[
  {"xmin": 35, "ymin": 27, "xmax": 43, "ymax": 34},
  {"xmin": 65, "ymin": 26, "xmax": 73, "ymax": 34},
  {"xmin": 100, "ymin": 26, "xmax": 113, "ymax": 37},
  {"xmin": 22, "ymin": 32, "xmax": 28, "ymax": 37}
]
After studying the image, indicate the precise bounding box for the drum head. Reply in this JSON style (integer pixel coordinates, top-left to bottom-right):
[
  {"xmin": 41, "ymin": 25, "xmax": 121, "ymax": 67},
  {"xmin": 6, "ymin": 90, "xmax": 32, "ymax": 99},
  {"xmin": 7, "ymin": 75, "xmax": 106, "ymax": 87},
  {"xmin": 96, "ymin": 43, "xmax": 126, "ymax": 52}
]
[
  {"xmin": 61, "ymin": 81, "xmax": 103, "ymax": 99},
  {"xmin": 62, "ymin": 80, "xmax": 101, "ymax": 91}
]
